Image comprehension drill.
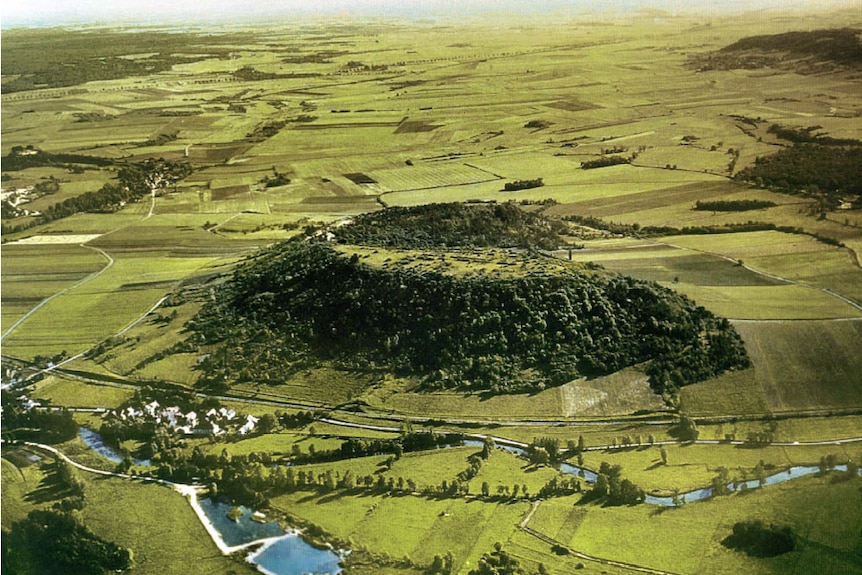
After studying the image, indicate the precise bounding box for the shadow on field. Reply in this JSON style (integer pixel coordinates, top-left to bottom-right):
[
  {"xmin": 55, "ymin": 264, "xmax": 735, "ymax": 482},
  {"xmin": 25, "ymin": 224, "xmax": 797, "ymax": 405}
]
[{"xmin": 24, "ymin": 465, "xmax": 69, "ymax": 504}]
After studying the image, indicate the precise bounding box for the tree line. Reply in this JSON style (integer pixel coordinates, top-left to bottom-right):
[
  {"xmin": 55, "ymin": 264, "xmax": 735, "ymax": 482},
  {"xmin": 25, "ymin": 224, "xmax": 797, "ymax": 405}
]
[{"xmin": 2, "ymin": 155, "xmax": 193, "ymax": 235}]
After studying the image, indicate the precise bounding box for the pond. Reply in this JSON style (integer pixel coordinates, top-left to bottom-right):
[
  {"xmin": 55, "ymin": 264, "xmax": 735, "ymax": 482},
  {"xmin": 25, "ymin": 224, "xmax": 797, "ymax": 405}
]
[
  {"xmin": 78, "ymin": 427, "xmax": 151, "ymax": 466},
  {"xmin": 197, "ymin": 498, "xmax": 283, "ymax": 547},
  {"xmin": 249, "ymin": 534, "xmax": 344, "ymax": 575},
  {"xmin": 197, "ymin": 498, "xmax": 343, "ymax": 575}
]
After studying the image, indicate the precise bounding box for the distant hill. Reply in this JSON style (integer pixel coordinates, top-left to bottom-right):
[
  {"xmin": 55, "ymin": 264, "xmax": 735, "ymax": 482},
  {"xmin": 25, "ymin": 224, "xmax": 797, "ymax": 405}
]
[
  {"xmin": 692, "ymin": 28, "xmax": 862, "ymax": 72},
  {"xmin": 331, "ymin": 202, "xmax": 567, "ymax": 250}
]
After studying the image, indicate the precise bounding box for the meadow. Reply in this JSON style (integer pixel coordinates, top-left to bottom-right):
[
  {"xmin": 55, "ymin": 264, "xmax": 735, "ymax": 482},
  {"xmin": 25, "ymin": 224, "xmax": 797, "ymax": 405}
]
[
  {"xmin": 532, "ymin": 473, "xmax": 862, "ymax": 575},
  {"xmin": 0, "ymin": 450, "xmax": 257, "ymax": 575}
]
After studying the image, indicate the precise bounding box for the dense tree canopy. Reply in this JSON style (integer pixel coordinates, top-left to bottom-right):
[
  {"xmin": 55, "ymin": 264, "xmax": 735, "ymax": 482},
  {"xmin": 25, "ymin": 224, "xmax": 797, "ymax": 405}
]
[
  {"xmin": 331, "ymin": 202, "xmax": 566, "ymax": 250},
  {"xmin": 2, "ymin": 510, "xmax": 132, "ymax": 575},
  {"xmin": 188, "ymin": 240, "xmax": 749, "ymax": 396}
]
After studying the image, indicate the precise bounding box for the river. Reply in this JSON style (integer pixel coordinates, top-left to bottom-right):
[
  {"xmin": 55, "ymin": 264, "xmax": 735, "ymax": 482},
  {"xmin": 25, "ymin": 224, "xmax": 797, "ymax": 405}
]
[
  {"xmin": 78, "ymin": 427, "xmax": 151, "ymax": 466},
  {"xmin": 465, "ymin": 437, "xmax": 859, "ymax": 506}
]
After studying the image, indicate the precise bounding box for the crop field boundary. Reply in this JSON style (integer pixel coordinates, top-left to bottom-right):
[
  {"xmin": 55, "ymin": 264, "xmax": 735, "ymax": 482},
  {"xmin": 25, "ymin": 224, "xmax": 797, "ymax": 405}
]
[
  {"xmin": 1, "ymin": 245, "xmax": 114, "ymax": 341},
  {"xmin": 655, "ymin": 239, "xmax": 862, "ymax": 315}
]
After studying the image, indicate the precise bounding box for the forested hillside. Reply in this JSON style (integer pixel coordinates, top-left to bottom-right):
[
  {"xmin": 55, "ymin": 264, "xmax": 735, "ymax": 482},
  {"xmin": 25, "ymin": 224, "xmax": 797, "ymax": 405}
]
[
  {"xmin": 189, "ymin": 240, "xmax": 749, "ymax": 397},
  {"xmin": 331, "ymin": 202, "xmax": 566, "ymax": 250},
  {"xmin": 693, "ymin": 28, "xmax": 862, "ymax": 71}
]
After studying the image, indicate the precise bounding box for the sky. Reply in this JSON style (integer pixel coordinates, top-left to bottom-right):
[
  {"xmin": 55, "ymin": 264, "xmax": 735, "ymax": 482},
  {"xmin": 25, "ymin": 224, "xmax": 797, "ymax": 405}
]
[{"xmin": 1, "ymin": 0, "xmax": 859, "ymax": 27}]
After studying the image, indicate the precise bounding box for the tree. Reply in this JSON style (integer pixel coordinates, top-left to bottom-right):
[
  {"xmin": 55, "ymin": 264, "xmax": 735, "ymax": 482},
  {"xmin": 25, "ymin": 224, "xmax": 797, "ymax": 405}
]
[
  {"xmin": 530, "ymin": 447, "xmax": 550, "ymax": 466},
  {"xmin": 482, "ymin": 436, "xmax": 496, "ymax": 460},
  {"xmin": 675, "ymin": 416, "xmax": 699, "ymax": 441},
  {"xmin": 258, "ymin": 413, "xmax": 277, "ymax": 434},
  {"xmin": 467, "ymin": 546, "xmax": 526, "ymax": 575},
  {"xmin": 481, "ymin": 481, "xmax": 490, "ymax": 497},
  {"xmin": 660, "ymin": 446, "xmax": 668, "ymax": 465},
  {"xmin": 592, "ymin": 473, "xmax": 610, "ymax": 497}
]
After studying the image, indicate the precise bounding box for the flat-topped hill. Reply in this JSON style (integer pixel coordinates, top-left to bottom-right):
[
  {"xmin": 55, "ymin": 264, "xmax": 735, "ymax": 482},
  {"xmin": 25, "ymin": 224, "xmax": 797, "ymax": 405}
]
[
  {"xmin": 188, "ymin": 237, "xmax": 749, "ymax": 397},
  {"xmin": 331, "ymin": 202, "xmax": 568, "ymax": 250}
]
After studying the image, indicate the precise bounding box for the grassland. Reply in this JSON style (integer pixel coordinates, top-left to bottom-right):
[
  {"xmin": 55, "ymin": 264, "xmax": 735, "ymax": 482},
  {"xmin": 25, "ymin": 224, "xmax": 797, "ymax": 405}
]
[
  {"xmin": 531, "ymin": 473, "xmax": 862, "ymax": 575},
  {"xmin": 272, "ymin": 489, "xmax": 530, "ymax": 573},
  {"xmin": 2, "ymin": 250, "xmax": 230, "ymax": 359},
  {"xmin": 1, "ymin": 243, "xmax": 107, "ymax": 331},
  {"xmin": 1, "ymin": 449, "xmax": 256, "ymax": 575},
  {"xmin": 29, "ymin": 376, "xmax": 135, "ymax": 408},
  {"xmin": 729, "ymin": 319, "xmax": 862, "ymax": 412}
]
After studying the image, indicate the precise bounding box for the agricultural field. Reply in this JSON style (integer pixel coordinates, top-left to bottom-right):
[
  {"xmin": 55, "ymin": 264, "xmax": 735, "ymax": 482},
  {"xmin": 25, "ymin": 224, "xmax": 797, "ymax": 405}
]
[
  {"xmin": 529, "ymin": 473, "xmax": 862, "ymax": 575},
  {"xmin": 3, "ymin": 5, "xmax": 862, "ymax": 575}
]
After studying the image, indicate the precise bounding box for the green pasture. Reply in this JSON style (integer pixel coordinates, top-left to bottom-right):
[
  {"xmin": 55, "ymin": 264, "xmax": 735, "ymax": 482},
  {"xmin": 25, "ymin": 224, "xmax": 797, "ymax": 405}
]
[
  {"xmin": 29, "ymin": 376, "xmax": 134, "ymax": 408},
  {"xmin": 206, "ymin": 431, "xmax": 343, "ymax": 458},
  {"xmin": 382, "ymin": 163, "xmax": 721, "ymax": 207},
  {"xmin": 366, "ymin": 365, "xmax": 665, "ymax": 420},
  {"xmin": 731, "ymin": 319, "xmax": 862, "ymax": 412},
  {"xmin": 582, "ymin": 442, "xmax": 857, "ymax": 494},
  {"xmin": 474, "ymin": 449, "xmax": 565, "ymax": 496},
  {"xmin": 505, "ymin": 529, "xmax": 637, "ymax": 575},
  {"xmin": 271, "ymin": 489, "xmax": 529, "ymax": 572},
  {"xmin": 746, "ymin": 250, "xmax": 862, "ymax": 305},
  {"xmin": 683, "ymin": 318, "xmax": 862, "ymax": 414},
  {"xmin": 566, "ymin": 243, "xmax": 783, "ymax": 287},
  {"xmin": 2, "ymin": 250, "xmax": 227, "ymax": 360},
  {"xmin": 664, "ymin": 231, "xmax": 836, "ymax": 259},
  {"xmin": 1, "ymin": 243, "xmax": 107, "ymax": 332},
  {"xmin": 670, "ymin": 284, "xmax": 861, "ymax": 320},
  {"xmin": 550, "ymin": 473, "xmax": 862, "ymax": 574},
  {"xmin": 231, "ymin": 366, "xmax": 377, "ymax": 406},
  {"xmin": 679, "ymin": 369, "xmax": 771, "ymax": 416},
  {"xmin": 1, "ymin": 449, "xmax": 255, "ymax": 574},
  {"xmin": 3, "ymin": 15, "xmax": 862, "ymax": 575}
]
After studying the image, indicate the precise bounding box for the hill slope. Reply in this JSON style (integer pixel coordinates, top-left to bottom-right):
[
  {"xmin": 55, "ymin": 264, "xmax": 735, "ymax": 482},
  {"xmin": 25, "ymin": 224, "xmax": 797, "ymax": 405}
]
[
  {"xmin": 188, "ymin": 239, "xmax": 749, "ymax": 397},
  {"xmin": 693, "ymin": 28, "xmax": 862, "ymax": 72},
  {"xmin": 331, "ymin": 202, "xmax": 567, "ymax": 250}
]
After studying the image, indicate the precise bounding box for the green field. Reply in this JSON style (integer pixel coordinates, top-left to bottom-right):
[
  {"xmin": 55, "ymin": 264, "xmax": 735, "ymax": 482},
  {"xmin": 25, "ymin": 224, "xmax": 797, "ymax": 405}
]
[
  {"xmin": 272, "ymin": 489, "xmax": 530, "ymax": 573},
  {"xmin": 1, "ymin": 243, "xmax": 108, "ymax": 332},
  {"xmin": 1, "ymin": 450, "xmax": 255, "ymax": 575},
  {"xmin": 533, "ymin": 474, "xmax": 862, "ymax": 575}
]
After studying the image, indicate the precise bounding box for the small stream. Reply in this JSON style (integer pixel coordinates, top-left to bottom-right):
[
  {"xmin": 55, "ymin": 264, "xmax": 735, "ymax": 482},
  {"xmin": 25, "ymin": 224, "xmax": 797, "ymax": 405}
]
[
  {"xmin": 78, "ymin": 427, "xmax": 151, "ymax": 466},
  {"xmin": 465, "ymin": 437, "xmax": 857, "ymax": 506},
  {"xmin": 76, "ymin": 428, "xmax": 856, "ymax": 572}
]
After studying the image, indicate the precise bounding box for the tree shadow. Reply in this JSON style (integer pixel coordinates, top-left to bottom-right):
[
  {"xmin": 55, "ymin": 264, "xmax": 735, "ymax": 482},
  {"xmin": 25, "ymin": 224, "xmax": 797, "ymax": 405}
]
[{"xmin": 24, "ymin": 466, "xmax": 71, "ymax": 505}]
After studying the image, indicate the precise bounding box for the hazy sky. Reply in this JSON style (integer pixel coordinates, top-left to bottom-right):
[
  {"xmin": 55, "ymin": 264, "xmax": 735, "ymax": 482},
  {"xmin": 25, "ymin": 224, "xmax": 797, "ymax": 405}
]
[{"xmin": 2, "ymin": 0, "xmax": 859, "ymax": 26}]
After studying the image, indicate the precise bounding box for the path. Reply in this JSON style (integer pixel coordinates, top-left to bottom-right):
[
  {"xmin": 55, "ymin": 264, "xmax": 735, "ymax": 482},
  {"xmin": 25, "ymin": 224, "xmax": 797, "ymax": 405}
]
[
  {"xmin": 519, "ymin": 522, "xmax": 683, "ymax": 575},
  {"xmin": 656, "ymin": 239, "xmax": 862, "ymax": 314},
  {"xmin": 143, "ymin": 188, "xmax": 156, "ymax": 220},
  {"xmin": 4, "ymin": 439, "xmax": 271, "ymax": 557},
  {"xmin": 1, "ymin": 245, "xmax": 114, "ymax": 341},
  {"xmin": 13, "ymin": 295, "xmax": 170, "ymax": 385}
]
